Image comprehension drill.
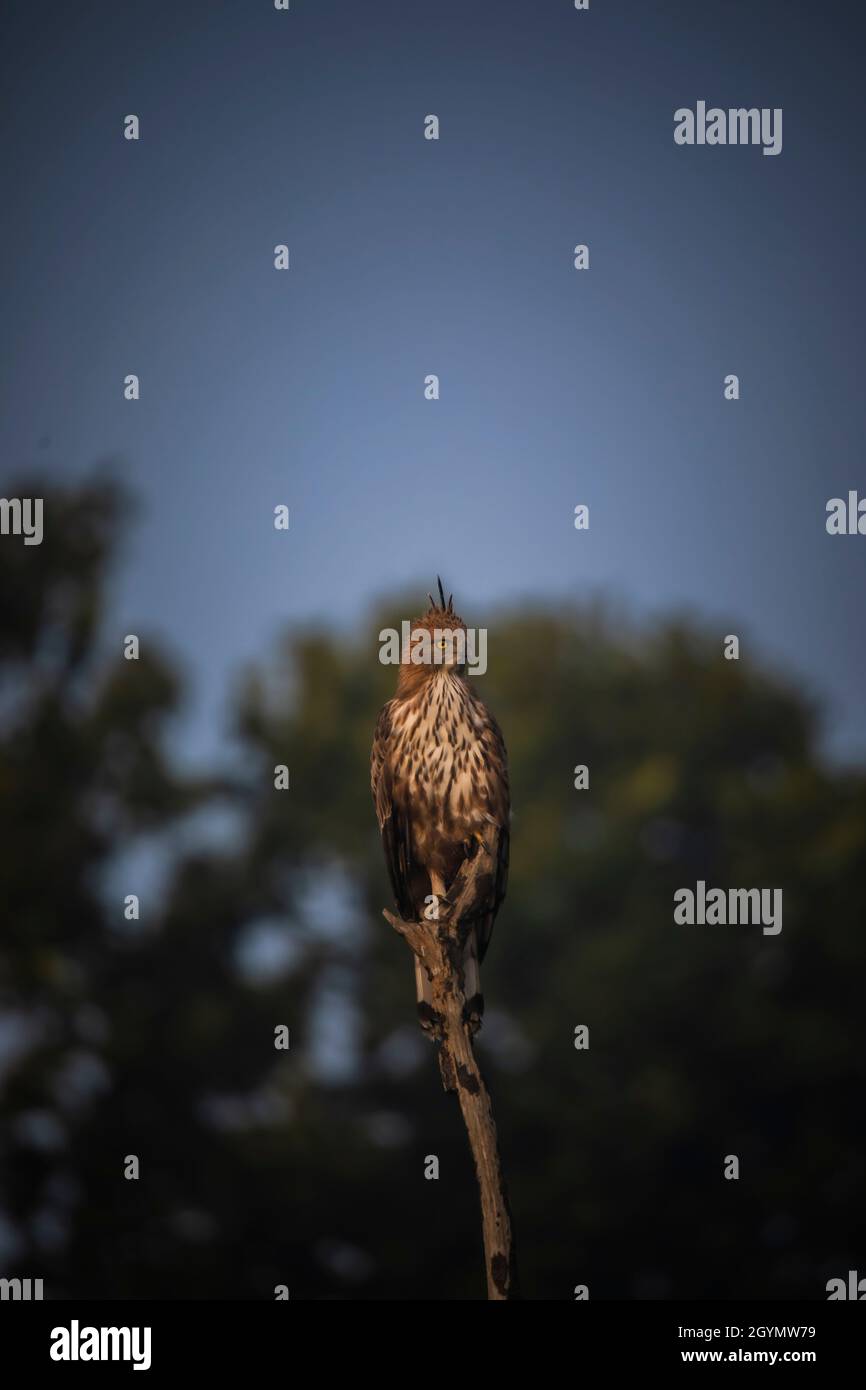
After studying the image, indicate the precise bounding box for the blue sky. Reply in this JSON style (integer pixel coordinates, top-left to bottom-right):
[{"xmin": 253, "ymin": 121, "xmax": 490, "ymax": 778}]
[{"xmin": 2, "ymin": 0, "xmax": 864, "ymax": 765}]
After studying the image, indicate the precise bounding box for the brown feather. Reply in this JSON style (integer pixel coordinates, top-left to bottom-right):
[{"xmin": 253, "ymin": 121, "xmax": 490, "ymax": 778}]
[{"xmin": 371, "ymin": 591, "xmax": 510, "ymax": 980}]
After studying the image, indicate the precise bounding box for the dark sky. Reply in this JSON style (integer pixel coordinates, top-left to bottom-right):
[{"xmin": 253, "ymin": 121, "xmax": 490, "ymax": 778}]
[{"xmin": 2, "ymin": 0, "xmax": 864, "ymax": 763}]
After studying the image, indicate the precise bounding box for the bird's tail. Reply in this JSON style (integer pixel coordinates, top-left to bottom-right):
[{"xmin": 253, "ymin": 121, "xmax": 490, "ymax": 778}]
[
  {"xmin": 462, "ymin": 926, "xmax": 484, "ymax": 1033},
  {"xmin": 414, "ymin": 956, "xmax": 438, "ymax": 1037}
]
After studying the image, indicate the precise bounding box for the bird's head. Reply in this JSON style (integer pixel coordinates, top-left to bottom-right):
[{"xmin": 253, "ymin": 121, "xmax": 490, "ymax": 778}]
[{"xmin": 396, "ymin": 578, "xmax": 468, "ymax": 693}]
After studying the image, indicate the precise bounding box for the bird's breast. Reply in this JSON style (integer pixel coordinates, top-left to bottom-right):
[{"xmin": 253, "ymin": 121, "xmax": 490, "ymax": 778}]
[{"xmin": 390, "ymin": 679, "xmax": 491, "ymax": 837}]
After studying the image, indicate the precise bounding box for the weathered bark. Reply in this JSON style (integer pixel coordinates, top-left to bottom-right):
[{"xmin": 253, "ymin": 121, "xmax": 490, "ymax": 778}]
[{"xmin": 383, "ymin": 839, "xmax": 518, "ymax": 1300}]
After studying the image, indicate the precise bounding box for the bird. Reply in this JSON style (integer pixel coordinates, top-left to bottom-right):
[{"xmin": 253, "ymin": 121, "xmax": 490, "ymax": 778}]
[{"xmin": 371, "ymin": 579, "xmax": 510, "ymax": 1035}]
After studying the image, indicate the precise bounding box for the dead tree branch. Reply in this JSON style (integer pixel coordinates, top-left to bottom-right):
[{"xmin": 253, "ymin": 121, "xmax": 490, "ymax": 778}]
[{"xmin": 383, "ymin": 838, "xmax": 517, "ymax": 1300}]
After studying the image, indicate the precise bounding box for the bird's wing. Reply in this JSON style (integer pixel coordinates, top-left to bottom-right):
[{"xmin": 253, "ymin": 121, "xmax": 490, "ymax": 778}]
[
  {"xmin": 477, "ymin": 709, "xmax": 510, "ymax": 962},
  {"xmin": 371, "ymin": 701, "xmax": 416, "ymax": 922}
]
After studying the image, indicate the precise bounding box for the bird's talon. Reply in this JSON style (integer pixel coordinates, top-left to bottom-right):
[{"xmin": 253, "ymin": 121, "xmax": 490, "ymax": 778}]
[
  {"xmin": 463, "ymin": 993, "xmax": 485, "ymax": 1035},
  {"xmin": 417, "ymin": 1001, "xmax": 445, "ymax": 1040}
]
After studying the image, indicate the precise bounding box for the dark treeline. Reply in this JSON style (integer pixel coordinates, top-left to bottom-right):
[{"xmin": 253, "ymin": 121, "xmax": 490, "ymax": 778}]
[{"xmin": 1, "ymin": 479, "xmax": 863, "ymax": 1300}]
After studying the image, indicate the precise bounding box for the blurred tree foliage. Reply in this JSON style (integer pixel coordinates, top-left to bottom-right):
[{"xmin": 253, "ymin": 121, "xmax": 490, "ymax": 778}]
[{"xmin": 1, "ymin": 479, "xmax": 864, "ymax": 1300}]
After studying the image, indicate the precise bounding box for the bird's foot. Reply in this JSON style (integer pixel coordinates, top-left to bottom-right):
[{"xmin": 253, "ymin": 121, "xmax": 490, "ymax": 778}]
[
  {"xmin": 463, "ymin": 992, "xmax": 485, "ymax": 1036},
  {"xmin": 417, "ymin": 1001, "xmax": 445, "ymax": 1041}
]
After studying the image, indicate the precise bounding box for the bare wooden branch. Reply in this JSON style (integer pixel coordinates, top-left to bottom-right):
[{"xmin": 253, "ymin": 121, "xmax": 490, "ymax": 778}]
[{"xmin": 383, "ymin": 837, "xmax": 518, "ymax": 1300}]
